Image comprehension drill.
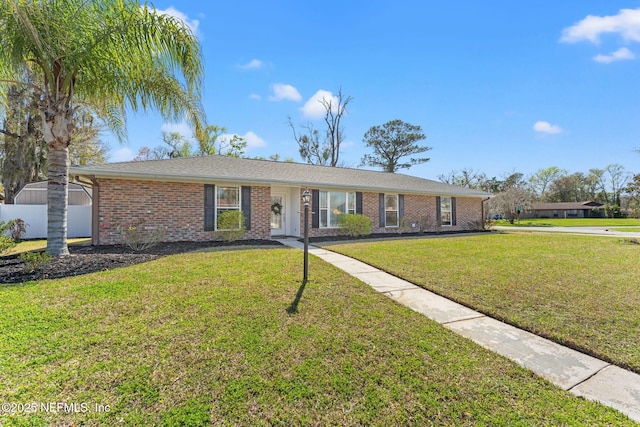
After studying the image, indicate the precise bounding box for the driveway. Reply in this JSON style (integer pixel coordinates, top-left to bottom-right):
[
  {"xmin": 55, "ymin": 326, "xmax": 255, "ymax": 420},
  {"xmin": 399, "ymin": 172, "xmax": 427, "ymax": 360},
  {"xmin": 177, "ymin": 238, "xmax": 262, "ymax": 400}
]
[{"xmin": 494, "ymin": 225, "xmax": 640, "ymax": 238}]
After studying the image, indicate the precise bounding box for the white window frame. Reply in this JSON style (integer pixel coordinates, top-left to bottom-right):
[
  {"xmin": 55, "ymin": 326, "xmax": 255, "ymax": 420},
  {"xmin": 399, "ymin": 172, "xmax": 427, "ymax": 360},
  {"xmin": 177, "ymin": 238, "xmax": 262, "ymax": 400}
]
[
  {"xmin": 216, "ymin": 186, "xmax": 241, "ymax": 230},
  {"xmin": 385, "ymin": 194, "xmax": 399, "ymax": 227},
  {"xmin": 319, "ymin": 191, "xmax": 356, "ymax": 228},
  {"xmin": 440, "ymin": 196, "xmax": 452, "ymax": 226}
]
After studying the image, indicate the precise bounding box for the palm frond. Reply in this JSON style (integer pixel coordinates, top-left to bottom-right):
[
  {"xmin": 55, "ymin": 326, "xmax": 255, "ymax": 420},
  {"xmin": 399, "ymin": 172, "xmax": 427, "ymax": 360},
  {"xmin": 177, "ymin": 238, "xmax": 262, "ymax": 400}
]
[{"xmin": 0, "ymin": 0, "xmax": 206, "ymax": 142}]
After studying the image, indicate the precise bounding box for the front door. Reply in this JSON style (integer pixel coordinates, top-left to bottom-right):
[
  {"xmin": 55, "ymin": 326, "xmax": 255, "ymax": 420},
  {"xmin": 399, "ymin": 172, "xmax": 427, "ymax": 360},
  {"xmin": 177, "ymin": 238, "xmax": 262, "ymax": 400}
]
[{"xmin": 271, "ymin": 193, "xmax": 286, "ymax": 236}]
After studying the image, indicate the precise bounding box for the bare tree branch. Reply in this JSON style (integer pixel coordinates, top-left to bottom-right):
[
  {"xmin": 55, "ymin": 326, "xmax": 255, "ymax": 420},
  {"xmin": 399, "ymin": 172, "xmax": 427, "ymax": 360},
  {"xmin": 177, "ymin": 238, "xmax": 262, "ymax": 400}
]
[{"xmin": 288, "ymin": 88, "xmax": 352, "ymax": 167}]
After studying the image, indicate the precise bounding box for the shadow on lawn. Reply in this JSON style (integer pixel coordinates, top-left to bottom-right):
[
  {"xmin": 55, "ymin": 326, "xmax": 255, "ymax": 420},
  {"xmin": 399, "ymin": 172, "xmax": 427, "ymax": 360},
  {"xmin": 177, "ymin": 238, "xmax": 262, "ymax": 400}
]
[{"xmin": 286, "ymin": 279, "xmax": 307, "ymax": 314}]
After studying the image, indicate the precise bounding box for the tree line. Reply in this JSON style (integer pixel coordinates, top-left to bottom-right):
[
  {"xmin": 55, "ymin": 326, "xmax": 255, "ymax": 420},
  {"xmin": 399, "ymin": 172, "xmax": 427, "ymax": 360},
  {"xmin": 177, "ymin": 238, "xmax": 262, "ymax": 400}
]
[
  {"xmin": 133, "ymin": 87, "xmax": 433, "ymax": 173},
  {"xmin": 439, "ymin": 165, "xmax": 640, "ymax": 220},
  {"xmin": 132, "ymin": 126, "xmax": 248, "ymax": 161}
]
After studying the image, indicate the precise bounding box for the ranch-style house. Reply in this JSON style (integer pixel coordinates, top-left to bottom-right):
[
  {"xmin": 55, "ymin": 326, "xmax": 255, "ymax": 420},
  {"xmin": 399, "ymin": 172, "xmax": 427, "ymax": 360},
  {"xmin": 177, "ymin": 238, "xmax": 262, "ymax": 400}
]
[{"xmin": 69, "ymin": 155, "xmax": 491, "ymax": 245}]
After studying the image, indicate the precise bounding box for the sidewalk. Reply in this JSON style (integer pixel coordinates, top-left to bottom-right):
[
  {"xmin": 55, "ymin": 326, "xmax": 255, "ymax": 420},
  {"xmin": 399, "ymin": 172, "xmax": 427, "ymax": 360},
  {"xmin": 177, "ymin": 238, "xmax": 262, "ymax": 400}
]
[{"xmin": 277, "ymin": 238, "xmax": 640, "ymax": 423}]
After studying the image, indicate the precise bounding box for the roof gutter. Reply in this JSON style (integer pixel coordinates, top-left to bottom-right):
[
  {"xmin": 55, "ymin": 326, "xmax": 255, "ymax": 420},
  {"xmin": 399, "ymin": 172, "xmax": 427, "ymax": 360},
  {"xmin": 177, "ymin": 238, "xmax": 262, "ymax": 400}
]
[{"xmin": 482, "ymin": 196, "xmax": 492, "ymax": 221}]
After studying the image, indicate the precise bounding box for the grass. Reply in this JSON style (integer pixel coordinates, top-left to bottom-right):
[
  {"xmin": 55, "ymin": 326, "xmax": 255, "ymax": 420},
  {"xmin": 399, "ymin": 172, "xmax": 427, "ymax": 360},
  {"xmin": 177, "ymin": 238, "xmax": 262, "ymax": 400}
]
[
  {"xmin": 0, "ymin": 248, "xmax": 635, "ymax": 425},
  {"xmin": 3, "ymin": 238, "xmax": 90, "ymax": 255},
  {"xmin": 326, "ymin": 233, "xmax": 640, "ymax": 374},
  {"xmin": 496, "ymin": 218, "xmax": 640, "ymax": 227}
]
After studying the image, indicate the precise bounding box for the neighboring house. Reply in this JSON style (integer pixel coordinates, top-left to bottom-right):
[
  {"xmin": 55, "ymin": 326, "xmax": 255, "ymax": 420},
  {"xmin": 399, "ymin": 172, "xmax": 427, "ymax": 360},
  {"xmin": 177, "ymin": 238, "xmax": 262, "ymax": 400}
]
[
  {"xmin": 526, "ymin": 201, "xmax": 604, "ymax": 219},
  {"xmin": 69, "ymin": 155, "xmax": 491, "ymax": 246}
]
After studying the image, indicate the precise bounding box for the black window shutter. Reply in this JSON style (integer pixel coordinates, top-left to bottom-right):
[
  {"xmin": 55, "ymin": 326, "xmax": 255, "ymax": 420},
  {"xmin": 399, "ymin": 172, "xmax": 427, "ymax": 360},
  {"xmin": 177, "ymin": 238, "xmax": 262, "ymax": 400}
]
[
  {"xmin": 311, "ymin": 189, "xmax": 319, "ymax": 228},
  {"xmin": 241, "ymin": 186, "xmax": 251, "ymax": 230},
  {"xmin": 356, "ymin": 192, "xmax": 363, "ymax": 214},
  {"xmin": 204, "ymin": 184, "xmax": 215, "ymax": 231},
  {"xmin": 379, "ymin": 193, "xmax": 385, "ymax": 227},
  {"xmin": 436, "ymin": 196, "xmax": 442, "ymax": 226},
  {"xmin": 451, "ymin": 197, "xmax": 457, "ymax": 226},
  {"xmin": 399, "ymin": 194, "xmax": 405, "ymax": 218}
]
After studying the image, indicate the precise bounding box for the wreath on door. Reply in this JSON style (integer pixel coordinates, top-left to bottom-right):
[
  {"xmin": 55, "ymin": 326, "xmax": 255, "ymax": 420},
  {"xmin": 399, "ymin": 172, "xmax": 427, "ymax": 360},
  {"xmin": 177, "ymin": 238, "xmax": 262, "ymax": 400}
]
[{"xmin": 271, "ymin": 201, "xmax": 283, "ymax": 216}]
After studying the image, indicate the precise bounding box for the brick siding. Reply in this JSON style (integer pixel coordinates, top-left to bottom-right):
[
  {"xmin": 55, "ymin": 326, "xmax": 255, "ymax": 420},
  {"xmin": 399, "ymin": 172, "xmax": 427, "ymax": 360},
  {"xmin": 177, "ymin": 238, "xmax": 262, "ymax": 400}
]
[
  {"xmin": 96, "ymin": 180, "xmax": 484, "ymax": 245},
  {"xmin": 299, "ymin": 190, "xmax": 484, "ymax": 238},
  {"xmin": 96, "ymin": 179, "xmax": 271, "ymax": 245}
]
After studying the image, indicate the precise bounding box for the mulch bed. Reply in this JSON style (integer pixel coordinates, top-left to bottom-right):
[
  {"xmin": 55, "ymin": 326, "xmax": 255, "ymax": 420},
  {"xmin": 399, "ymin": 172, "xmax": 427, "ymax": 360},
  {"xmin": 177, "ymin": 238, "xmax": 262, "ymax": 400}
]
[
  {"xmin": 0, "ymin": 240, "xmax": 281, "ymax": 284},
  {"xmin": 2, "ymin": 231, "xmax": 487, "ymax": 284}
]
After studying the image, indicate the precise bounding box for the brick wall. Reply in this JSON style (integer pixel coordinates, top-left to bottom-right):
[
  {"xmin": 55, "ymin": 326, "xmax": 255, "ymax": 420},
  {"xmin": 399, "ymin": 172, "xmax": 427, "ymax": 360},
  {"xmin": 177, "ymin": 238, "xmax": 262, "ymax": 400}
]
[
  {"xmin": 301, "ymin": 190, "xmax": 484, "ymax": 237},
  {"xmin": 96, "ymin": 180, "xmax": 484, "ymax": 244},
  {"xmin": 454, "ymin": 197, "xmax": 484, "ymax": 230},
  {"xmin": 96, "ymin": 179, "xmax": 271, "ymax": 245}
]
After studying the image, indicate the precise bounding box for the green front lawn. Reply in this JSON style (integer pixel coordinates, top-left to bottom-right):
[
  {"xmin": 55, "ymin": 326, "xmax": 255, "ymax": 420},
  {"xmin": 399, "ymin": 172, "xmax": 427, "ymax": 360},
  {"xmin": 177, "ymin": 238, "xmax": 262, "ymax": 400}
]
[
  {"xmin": 3, "ymin": 238, "xmax": 90, "ymax": 256},
  {"xmin": 0, "ymin": 248, "xmax": 633, "ymax": 425},
  {"xmin": 497, "ymin": 218, "xmax": 640, "ymax": 227},
  {"xmin": 326, "ymin": 233, "xmax": 640, "ymax": 374}
]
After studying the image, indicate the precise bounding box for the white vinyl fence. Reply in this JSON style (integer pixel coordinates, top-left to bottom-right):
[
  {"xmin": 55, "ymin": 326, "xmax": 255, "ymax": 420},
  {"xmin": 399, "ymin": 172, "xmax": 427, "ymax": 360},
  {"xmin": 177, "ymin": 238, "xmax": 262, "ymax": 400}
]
[{"xmin": 0, "ymin": 205, "xmax": 91, "ymax": 239}]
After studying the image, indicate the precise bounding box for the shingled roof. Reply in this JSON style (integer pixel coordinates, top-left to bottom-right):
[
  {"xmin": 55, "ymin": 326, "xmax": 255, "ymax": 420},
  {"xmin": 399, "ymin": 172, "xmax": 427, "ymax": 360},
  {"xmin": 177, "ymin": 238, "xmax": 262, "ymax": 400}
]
[{"xmin": 70, "ymin": 155, "xmax": 490, "ymax": 198}]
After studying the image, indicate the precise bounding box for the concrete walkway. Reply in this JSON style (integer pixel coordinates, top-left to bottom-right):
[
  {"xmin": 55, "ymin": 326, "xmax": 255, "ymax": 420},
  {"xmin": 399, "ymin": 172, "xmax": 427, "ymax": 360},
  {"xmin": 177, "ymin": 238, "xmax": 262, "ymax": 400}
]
[{"xmin": 277, "ymin": 238, "xmax": 640, "ymax": 423}]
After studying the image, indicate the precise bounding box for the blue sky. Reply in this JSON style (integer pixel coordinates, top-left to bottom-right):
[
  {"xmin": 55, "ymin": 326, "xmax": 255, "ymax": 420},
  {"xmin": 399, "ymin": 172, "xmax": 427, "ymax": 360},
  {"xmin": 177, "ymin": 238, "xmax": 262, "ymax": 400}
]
[{"xmin": 109, "ymin": 1, "xmax": 640, "ymax": 182}]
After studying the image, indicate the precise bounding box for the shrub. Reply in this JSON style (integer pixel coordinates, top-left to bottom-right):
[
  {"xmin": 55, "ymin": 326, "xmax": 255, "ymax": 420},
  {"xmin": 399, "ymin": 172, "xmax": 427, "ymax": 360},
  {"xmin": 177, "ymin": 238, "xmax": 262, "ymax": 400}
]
[
  {"xmin": 19, "ymin": 251, "xmax": 51, "ymax": 273},
  {"xmin": 468, "ymin": 218, "xmax": 495, "ymax": 231},
  {"xmin": 0, "ymin": 221, "xmax": 17, "ymax": 255},
  {"xmin": 8, "ymin": 218, "xmax": 28, "ymax": 241},
  {"xmin": 417, "ymin": 216, "xmax": 433, "ymax": 233},
  {"xmin": 215, "ymin": 210, "xmax": 246, "ymax": 242},
  {"xmin": 114, "ymin": 220, "xmax": 166, "ymax": 251},
  {"xmin": 397, "ymin": 216, "xmax": 413, "ymax": 234},
  {"xmin": 483, "ymin": 218, "xmax": 496, "ymax": 230},
  {"xmin": 337, "ymin": 214, "xmax": 372, "ymax": 237}
]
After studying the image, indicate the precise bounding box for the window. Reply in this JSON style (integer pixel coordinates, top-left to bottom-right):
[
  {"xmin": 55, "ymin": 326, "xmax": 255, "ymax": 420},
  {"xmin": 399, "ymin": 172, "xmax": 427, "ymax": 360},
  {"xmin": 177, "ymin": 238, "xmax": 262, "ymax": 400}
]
[
  {"xmin": 216, "ymin": 186, "xmax": 241, "ymax": 229},
  {"xmin": 319, "ymin": 191, "xmax": 355, "ymax": 228},
  {"xmin": 385, "ymin": 194, "xmax": 398, "ymax": 227},
  {"xmin": 440, "ymin": 196, "xmax": 452, "ymax": 226},
  {"xmin": 205, "ymin": 185, "xmax": 250, "ymax": 231}
]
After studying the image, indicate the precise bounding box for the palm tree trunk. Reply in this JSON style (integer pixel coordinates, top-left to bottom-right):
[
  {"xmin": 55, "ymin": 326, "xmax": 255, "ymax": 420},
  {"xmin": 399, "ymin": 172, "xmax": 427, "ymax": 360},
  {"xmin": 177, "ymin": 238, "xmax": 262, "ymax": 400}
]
[{"xmin": 46, "ymin": 143, "xmax": 70, "ymax": 256}]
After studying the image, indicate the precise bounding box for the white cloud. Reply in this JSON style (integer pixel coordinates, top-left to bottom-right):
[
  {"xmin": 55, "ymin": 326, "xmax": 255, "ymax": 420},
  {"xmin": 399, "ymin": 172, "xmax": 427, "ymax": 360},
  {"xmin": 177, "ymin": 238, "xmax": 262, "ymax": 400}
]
[
  {"xmin": 161, "ymin": 120, "xmax": 193, "ymax": 138},
  {"xmin": 301, "ymin": 90, "xmax": 339, "ymax": 119},
  {"xmin": 220, "ymin": 131, "xmax": 267, "ymax": 150},
  {"xmin": 111, "ymin": 147, "xmax": 134, "ymax": 163},
  {"xmin": 533, "ymin": 121, "xmax": 563, "ymax": 134},
  {"xmin": 249, "ymin": 93, "xmax": 261, "ymax": 100},
  {"xmin": 242, "ymin": 131, "xmax": 266, "ymax": 148},
  {"xmin": 239, "ymin": 59, "xmax": 265, "ymax": 70},
  {"xmin": 593, "ymin": 47, "xmax": 636, "ymax": 63},
  {"xmin": 560, "ymin": 8, "xmax": 640, "ymax": 44},
  {"xmin": 269, "ymin": 83, "xmax": 302, "ymax": 102},
  {"xmin": 155, "ymin": 7, "xmax": 200, "ymax": 35}
]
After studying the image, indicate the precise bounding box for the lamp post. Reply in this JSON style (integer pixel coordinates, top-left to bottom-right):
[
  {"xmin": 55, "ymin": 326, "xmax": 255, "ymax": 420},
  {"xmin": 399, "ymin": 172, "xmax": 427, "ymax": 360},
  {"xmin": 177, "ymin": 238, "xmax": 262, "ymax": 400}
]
[{"xmin": 301, "ymin": 189, "xmax": 311, "ymax": 282}]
